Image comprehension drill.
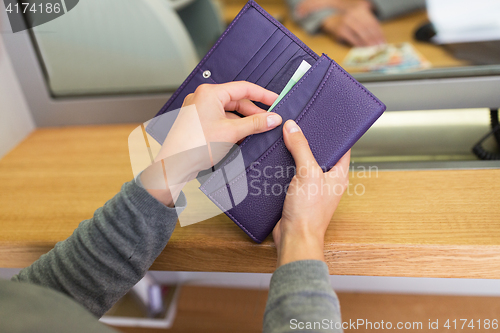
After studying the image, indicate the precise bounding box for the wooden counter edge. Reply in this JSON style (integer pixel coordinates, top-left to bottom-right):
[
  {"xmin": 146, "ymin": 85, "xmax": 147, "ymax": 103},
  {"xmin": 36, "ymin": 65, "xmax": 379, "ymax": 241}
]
[{"xmin": 2, "ymin": 242, "xmax": 500, "ymax": 279}]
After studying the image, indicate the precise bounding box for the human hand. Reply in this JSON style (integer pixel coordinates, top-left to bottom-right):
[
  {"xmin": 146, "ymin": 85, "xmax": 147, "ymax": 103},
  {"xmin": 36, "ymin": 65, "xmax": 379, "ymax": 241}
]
[
  {"xmin": 141, "ymin": 82, "xmax": 282, "ymax": 206},
  {"xmin": 321, "ymin": 1, "xmax": 385, "ymax": 46},
  {"xmin": 272, "ymin": 120, "xmax": 350, "ymax": 267},
  {"xmin": 297, "ymin": 0, "xmax": 364, "ymax": 17}
]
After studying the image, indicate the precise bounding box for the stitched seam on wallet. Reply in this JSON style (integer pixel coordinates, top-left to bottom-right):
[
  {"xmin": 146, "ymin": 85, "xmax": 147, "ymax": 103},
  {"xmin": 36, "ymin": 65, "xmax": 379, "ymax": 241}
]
[
  {"xmin": 255, "ymin": 46, "xmax": 301, "ymax": 88},
  {"xmin": 263, "ymin": 54, "xmax": 324, "ymax": 115},
  {"xmin": 295, "ymin": 64, "xmax": 334, "ymax": 123},
  {"xmin": 232, "ymin": 28, "xmax": 280, "ymax": 81},
  {"xmin": 203, "ymin": 193, "xmax": 261, "ymax": 243},
  {"xmin": 206, "ymin": 55, "xmax": 385, "ymax": 241},
  {"xmin": 200, "ymin": 56, "xmax": 326, "ymax": 191},
  {"xmin": 213, "ymin": 59, "xmax": 333, "ymax": 192},
  {"xmin": 205, "ymin": 59, "xmax": 334, "ymax": 242},
  {"xmin": 207, "ymin": 73, "xmax": 217, "ymax": 84},
  {"xmin": 252, "ymin": 38, "xmax": 293, "ymax": 84},
  {"xmin": 326, "ymin": 54, "xmax": 383, "ymax": 108}
]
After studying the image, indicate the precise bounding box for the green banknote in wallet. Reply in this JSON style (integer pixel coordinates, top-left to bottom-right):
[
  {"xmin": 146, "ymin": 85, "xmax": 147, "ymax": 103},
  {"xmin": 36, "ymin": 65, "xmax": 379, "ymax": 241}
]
[{"xmin": 267, "ymin": 60, "xmax": 312, "ymax": 113}]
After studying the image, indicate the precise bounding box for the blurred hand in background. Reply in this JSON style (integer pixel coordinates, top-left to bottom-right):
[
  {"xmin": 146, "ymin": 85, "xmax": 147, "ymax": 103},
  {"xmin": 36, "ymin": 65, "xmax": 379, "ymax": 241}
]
[{"xmin": 297, "ymin": 0, "xmax": 386, "ymax": 46}]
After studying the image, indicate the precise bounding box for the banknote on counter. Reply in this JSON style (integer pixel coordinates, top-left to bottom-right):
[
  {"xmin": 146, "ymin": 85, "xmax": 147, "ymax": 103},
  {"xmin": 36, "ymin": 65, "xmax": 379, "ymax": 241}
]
[{"xmin": 343, "ymin": 42, "xmax": 431, "ymax": 73}]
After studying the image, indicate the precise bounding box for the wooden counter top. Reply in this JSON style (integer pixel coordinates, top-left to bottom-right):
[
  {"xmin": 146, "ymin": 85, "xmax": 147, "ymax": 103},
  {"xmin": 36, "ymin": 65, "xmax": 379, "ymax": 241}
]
[{"xmin": 1, "ymin": 125, "xmax": 500, "ymax": 278}]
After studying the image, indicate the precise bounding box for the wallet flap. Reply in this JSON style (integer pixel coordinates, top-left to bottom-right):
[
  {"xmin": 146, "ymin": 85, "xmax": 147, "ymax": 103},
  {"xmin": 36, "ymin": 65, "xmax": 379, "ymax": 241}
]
[
  {"xmin": 200, "ymin": 55, "xmax": 331, "ymax": 195},
  {"xmin": 200, "ymin": 55, "xmax": 385, "ymax": 242}
]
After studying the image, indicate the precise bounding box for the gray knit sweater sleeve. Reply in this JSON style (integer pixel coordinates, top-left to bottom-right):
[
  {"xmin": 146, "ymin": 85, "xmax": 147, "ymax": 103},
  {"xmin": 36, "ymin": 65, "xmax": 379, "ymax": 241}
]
[
  {"xmin": 370, "ymin": 0, "xmax": 426, "ymax": 20},
  {"xmin": 286, "ymin": 0, "xmax": 336, "ymax": 34},
  {"xmin": 8, "ymin": 180, "xmax": 343, "ymax": 333},
  {"xmin": 264, "ymin": 260, "xmax": 342, "ymax": 333},
  {"xmin": 11, "ymin": 180, "xmax": 185, "ymax": 318}
]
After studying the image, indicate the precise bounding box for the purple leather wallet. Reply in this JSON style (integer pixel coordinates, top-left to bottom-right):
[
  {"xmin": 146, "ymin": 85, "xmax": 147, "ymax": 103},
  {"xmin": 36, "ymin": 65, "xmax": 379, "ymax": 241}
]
[{"xmin": 147, "ymin": 0, "xmax": 386, "ymax": 242}]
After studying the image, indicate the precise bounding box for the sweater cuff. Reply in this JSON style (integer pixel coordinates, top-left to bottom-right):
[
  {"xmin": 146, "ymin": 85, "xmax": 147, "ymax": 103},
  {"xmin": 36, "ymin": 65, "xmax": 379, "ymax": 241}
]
[
  {"xmin": 370, "ymin": 0, "xmax": 426, "ymax": 20},
  {"xmin": 268, "ymin": 260, "xmax": 335, "ymax": 300},
  {"xmin": 286, "ymin": 0, "xmax": 336, "ymax": 34},
  {"xmin": 298, "ymin": 9, "xmax": 337, "ymax": 34},
  {"xmin": 123, "ymin": 179, "xmax": 187, "ymax": 219}
]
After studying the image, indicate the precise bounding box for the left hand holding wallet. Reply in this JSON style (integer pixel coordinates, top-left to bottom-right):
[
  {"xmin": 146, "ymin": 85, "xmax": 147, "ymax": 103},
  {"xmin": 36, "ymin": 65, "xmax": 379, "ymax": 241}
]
[{"xmin": 274, "ymin": 120, "xmax": 351, "ymax": 267}]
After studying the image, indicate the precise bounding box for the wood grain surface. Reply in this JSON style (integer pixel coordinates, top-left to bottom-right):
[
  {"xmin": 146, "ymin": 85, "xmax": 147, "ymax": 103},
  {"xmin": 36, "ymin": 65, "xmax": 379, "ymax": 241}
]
[{"xmin": 1, "ymin": 125, "xmax": 499, "ymax": 278}]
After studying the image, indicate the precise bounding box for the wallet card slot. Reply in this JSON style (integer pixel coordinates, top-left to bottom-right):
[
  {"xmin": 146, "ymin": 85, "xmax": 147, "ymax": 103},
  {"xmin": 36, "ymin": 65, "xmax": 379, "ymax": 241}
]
[
  {"xmin": 254, "ymin": 47, "xmax": 301, "ymax": 88},
  {"xmin": 200, "ymin": 56, "xmax": 331, "ymax": 196},
  {"xmin": 194, "ymin": 7, "xmax": 280, "ymax": 84},
  {"xmin": 252, "ymin": 50, "xmax": 316, "ymax": 111},
  {"xmin": 262, "ymin": 49, "xmax": 316, "ymax": 94},
  {"xmin": 249, "ymin": 1, "xmax": 319, "ymax": 62},
  {"xmin": 254, "ymin": 43, "xmax": 307, "ymax": 89},
  {"xmin": 245, "ymin": 37, "xmax": 293, "ymax": 83},
  {"xmin": 240, "ymin": 55, "xmax": 330, "ymax": 170},
  {"xmin": 201, "ymin": 54, "xmax": 385, "ymax": 242},
  {"xmin": 233, "ymin": 29, "xmax": 283, "ymax": 81}
]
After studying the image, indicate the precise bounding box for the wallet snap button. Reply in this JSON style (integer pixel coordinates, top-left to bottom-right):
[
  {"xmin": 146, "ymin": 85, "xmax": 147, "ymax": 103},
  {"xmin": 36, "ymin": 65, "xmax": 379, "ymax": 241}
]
[{"xmin": 202, "ymin": 70, "xmax": 211, "ymax": 79}]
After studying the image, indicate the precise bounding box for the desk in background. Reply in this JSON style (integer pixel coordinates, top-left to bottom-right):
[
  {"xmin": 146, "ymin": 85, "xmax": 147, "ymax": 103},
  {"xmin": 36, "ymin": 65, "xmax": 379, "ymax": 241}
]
[
  {"xmin": 222, "ymin": 2, "xmax": 500, "ymax": 111},
  {"xmin": 1, "ymin": 125, "xmax": 500, "ymax": 278},
  {"xmin": 221, "ymin": 3, "xmax": 468, "ymax": 70}
]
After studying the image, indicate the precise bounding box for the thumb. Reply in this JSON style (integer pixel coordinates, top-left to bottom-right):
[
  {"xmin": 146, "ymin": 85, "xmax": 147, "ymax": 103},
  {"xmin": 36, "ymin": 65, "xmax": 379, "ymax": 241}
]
[
  {"xmin": 283, "ymin": 120, "xmax": 318, "ymax": 172},
  {"xmin": 230, "ymin": 112, "xmax": 282, "ymax": 141}
]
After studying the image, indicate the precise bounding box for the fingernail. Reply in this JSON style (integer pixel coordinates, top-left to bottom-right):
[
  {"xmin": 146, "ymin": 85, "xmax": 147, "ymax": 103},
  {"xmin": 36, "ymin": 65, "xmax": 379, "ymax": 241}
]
[
  {"xmin": 267, "ymin": 114, "xmax": 281, "ymax": 128},
  {"xmin": 286, "ymin": 120, "xmax": 300, "ymax": 133}
]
